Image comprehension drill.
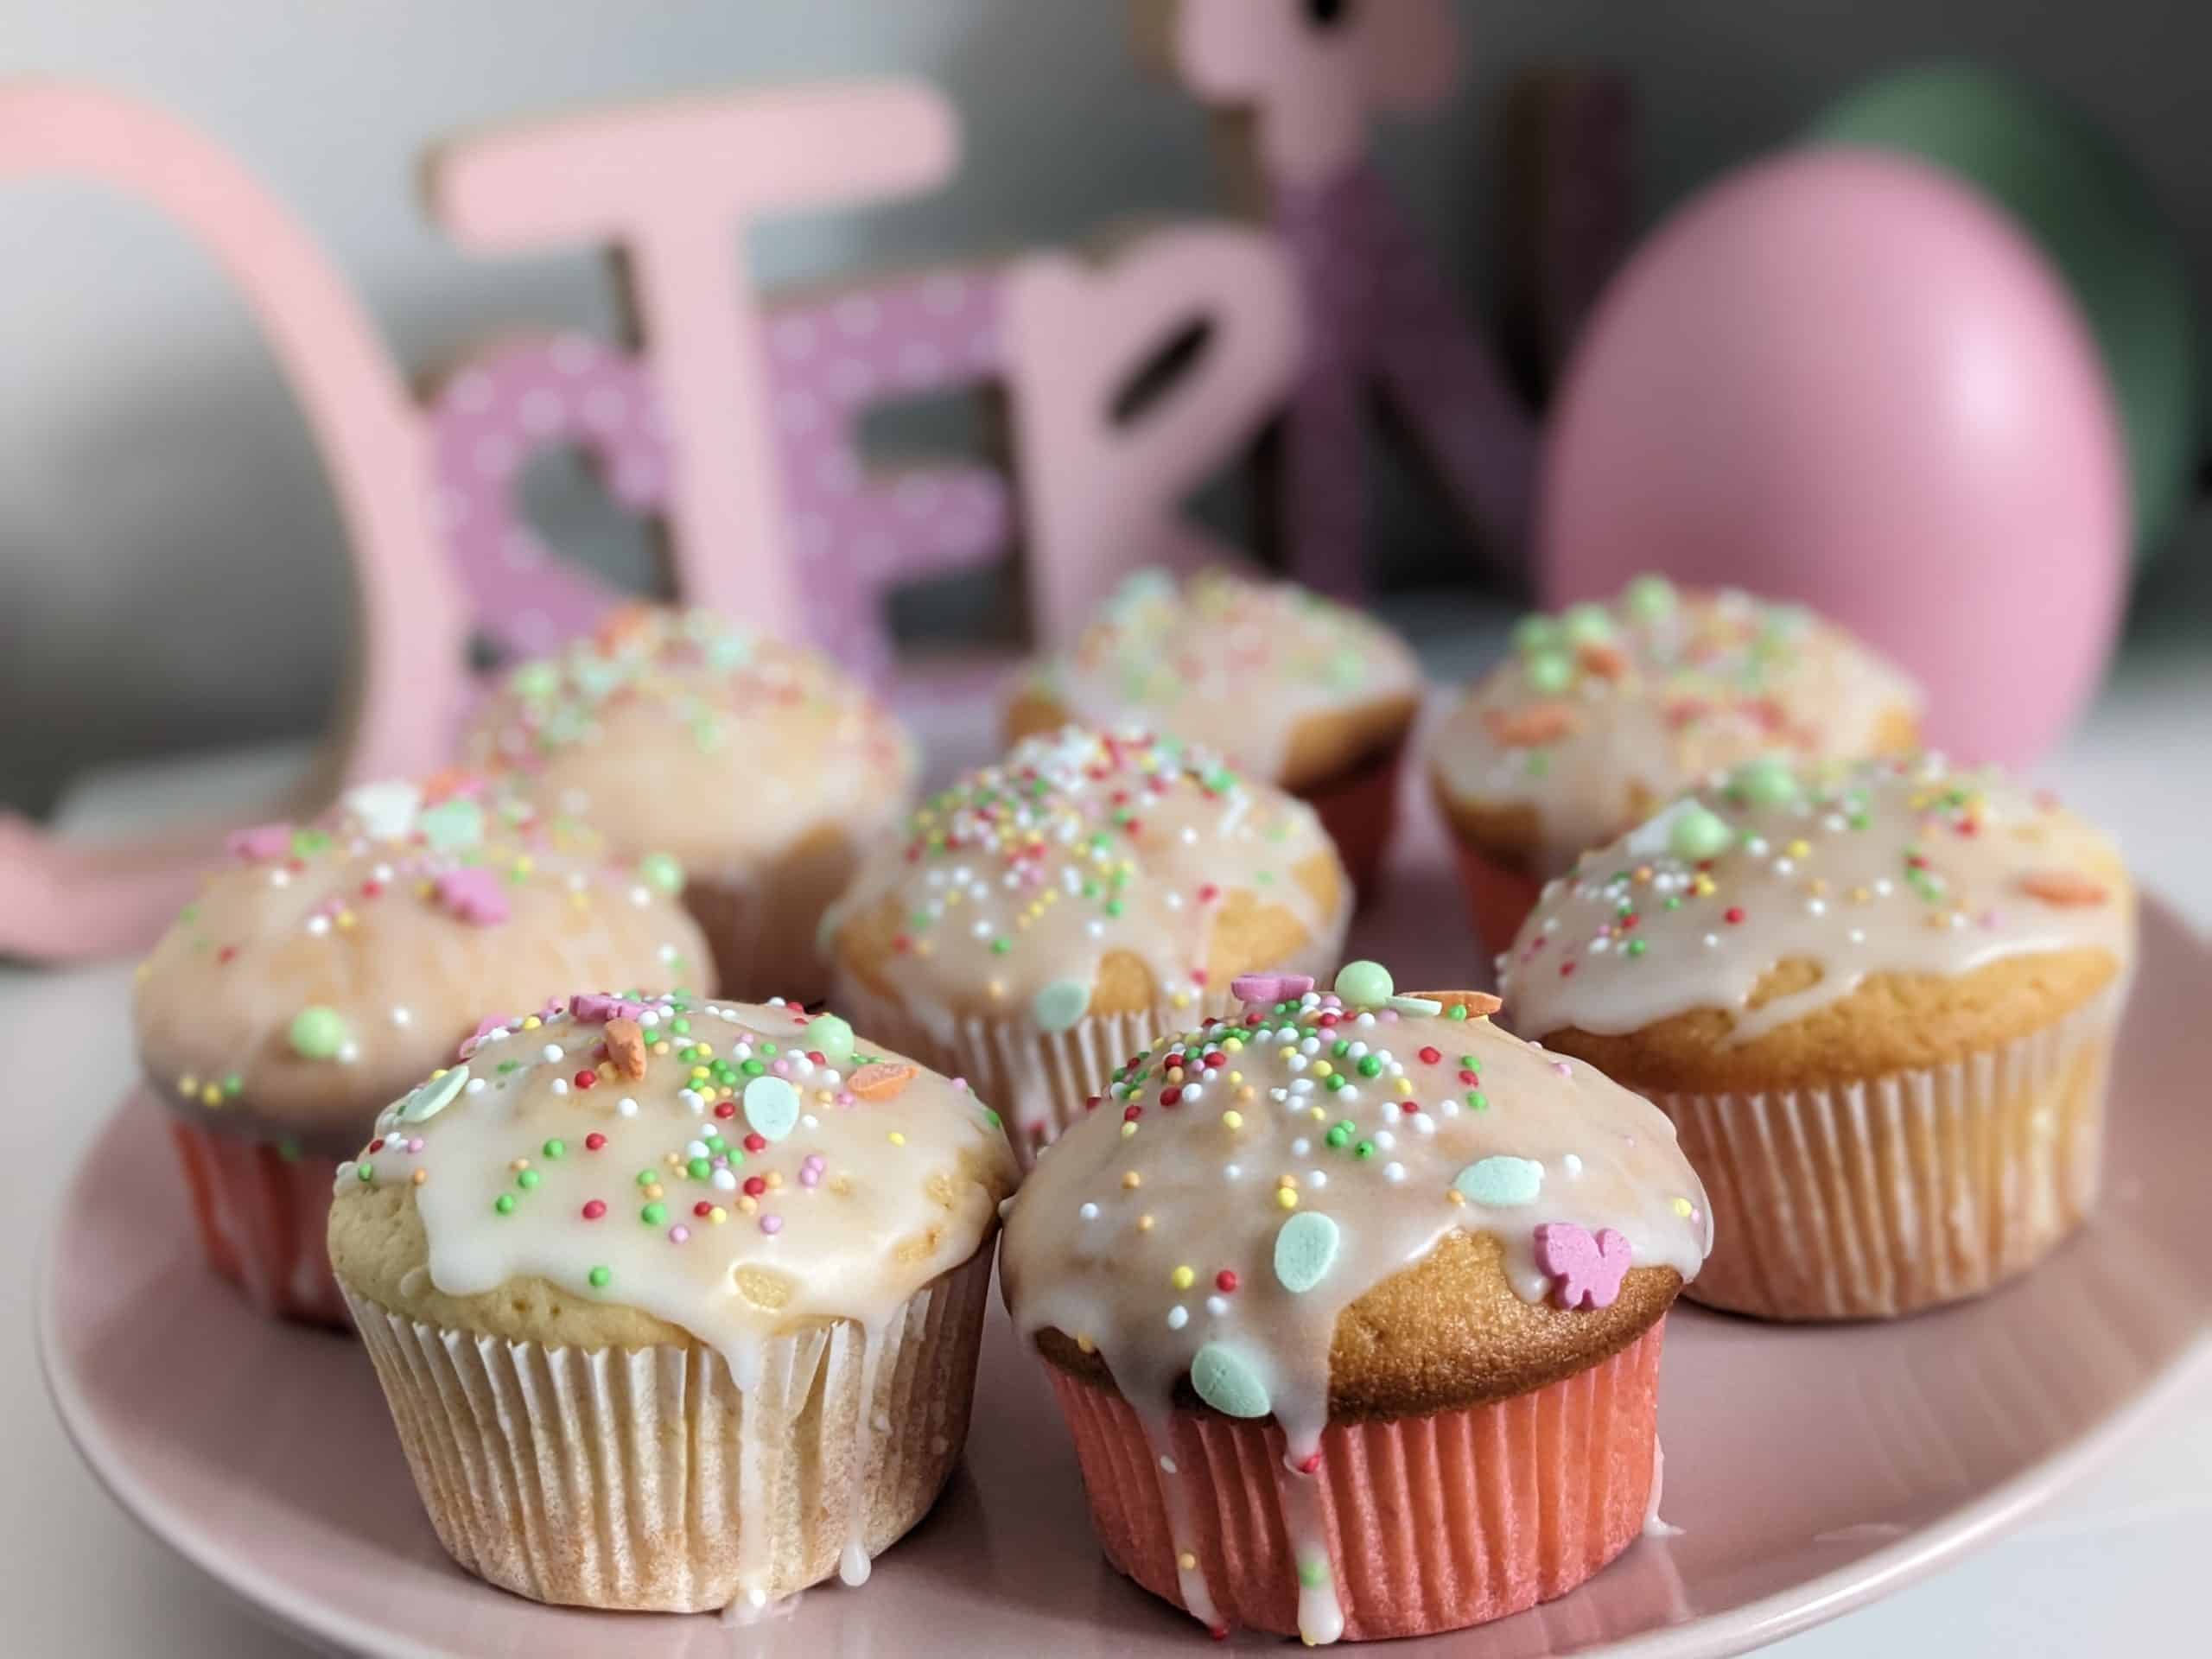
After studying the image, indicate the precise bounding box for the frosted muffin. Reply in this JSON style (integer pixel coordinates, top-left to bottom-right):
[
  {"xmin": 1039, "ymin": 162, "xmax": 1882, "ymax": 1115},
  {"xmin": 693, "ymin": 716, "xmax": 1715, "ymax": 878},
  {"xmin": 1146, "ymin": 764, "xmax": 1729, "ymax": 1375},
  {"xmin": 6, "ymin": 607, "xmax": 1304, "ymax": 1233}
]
[
  {"xmin": 1428, "ymin": 578, "xmax": 1920, "ymax": 953},
  {"xmin": 1503, "ymin": 753, "xmax": 2133, "ymax": 1320},
  {"xmin": 132, "ymin": 779, "xmax": 708, "ymax": 1325},
  {"xmin": 330, "ymin": 989, "xmax": 1017, "ymax": 1611},
  {"xmin": 462, "ymin": 604, "xmax": 917, "ymax": 1002},
  {"xmin": 1001, "ymin": 960, "xmax": 1711, "ymax": 1643},
  {"xmin": 1006, "ymin": 569, "xmax": 1421, "ymax": 891},
  {"xmin": 826, "ymin": 725, "xmax": 1351, "ymax": 1165}
]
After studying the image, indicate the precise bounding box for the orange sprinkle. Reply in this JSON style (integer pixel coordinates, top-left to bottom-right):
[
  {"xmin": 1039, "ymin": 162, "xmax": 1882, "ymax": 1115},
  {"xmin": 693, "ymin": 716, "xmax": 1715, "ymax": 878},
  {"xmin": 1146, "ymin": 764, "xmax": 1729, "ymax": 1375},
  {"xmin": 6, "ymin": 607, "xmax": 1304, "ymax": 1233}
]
[
  {"xmin": 1577, "ymin": 641, "xmax": 1628, "ymax": 681},
  {"xmin": 849, "ymin": 1061, "xmax": 918, "ymax": 1100},
  {"xmin": 2018, "ymin": 869, "xmax": 2109, "ymax": 908},
  {"xmin": 1482, "ymin": 702, "xmax": 1583, "ymax": 749},
  {"xmin": 603, "ymin": 1018, "xmax": 649, "ymax": 1080},
  {"xmin": 1409, "ymin": 989, "xmax": 1504, "ymax": 1019}
]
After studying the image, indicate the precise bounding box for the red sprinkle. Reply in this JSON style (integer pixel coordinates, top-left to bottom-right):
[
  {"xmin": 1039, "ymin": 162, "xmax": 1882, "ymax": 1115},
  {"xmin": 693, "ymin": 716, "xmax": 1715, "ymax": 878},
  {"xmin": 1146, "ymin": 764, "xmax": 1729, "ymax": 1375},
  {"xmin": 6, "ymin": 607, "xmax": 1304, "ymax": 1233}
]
[
  {"xmin": 1725, "ymin": 906, "xmax": 1746, "ymax": 925},
  {"xmin": 584, "ymin": 1132, "xmax": 607, "ymax": 1151},
  {"xmin": 1160, "ymin": 1086, "xmax": 1184, "ymax": 1108},
  {"xmin": 582, "ymin": 1200, "xmax": 607, "ymax": 1220},
  {"xmin": 1203, "ymin": 1052, "xmax": 1227, "ymax": 1070},
  {"xmin": 1296, "ymin": 1452, "xmax": 1323, "ymax": 1475},
  {"xmin": 1196, "ymin": 883, "xmax": 1220, "ymax": 904},
  {"xmin": 367, "ymin": 1137, "xmax": 385, "ymax": 1154},
  {"xmin": 1216, "ymin": 1269, "xmax": 1238, "ymax": 1293},
  {"xmin": 216, "ymin": 945, "xmax": 238, "ymax": 965},
  {"xmin": 714, "ymin": 1101, "xmax": 736, "ymax": 1119},
  {"xmin": 1458, "ymin": 1069, "xmax": 1478, "ymax": 1084},
  {"xmin": 693, "ymin": 1200, "xmax": 714, "ymax": 1217},
  {"xmin": 1123, "ymin": 1105, "xmax": 1144, "ymax": 1122},
  {"xmin": 743, "ymin": 1133, "xmax": 767, "ymax": 1153},
  {"xmin": 573, "ymin": 1070, "xmax": 598, "ymax": 1090},
  {"xmin": 743, "ymin": 1176, "xmax": 767, "ymax": 1197},
  {"xmin": 1560, "ymin": 960, "xmax": 1577, "ymax": 977},
  {"xmin": 1419, "ymin": 1046, "xmax": 1441, "ymax": 1065}
]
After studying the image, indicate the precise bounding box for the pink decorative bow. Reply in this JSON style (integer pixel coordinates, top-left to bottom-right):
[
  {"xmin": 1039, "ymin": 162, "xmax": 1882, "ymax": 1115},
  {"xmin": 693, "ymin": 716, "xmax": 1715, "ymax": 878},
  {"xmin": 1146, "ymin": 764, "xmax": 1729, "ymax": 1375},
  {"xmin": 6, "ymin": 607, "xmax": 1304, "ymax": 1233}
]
[
  {"xmin": 435, "ymin": 866, "xmax": 511, "ymax": 926},
  {"xmin": 1230, "ymin": 973, "xmax": 1314, "ymax": 1007},
  {"xmin": 1533, "ymin": 1222, "xmax": 1632, "ymax": 1310},
  {"xmin": 458, "ymin": 1014, "xmax": 513, "ymax": 1059}
]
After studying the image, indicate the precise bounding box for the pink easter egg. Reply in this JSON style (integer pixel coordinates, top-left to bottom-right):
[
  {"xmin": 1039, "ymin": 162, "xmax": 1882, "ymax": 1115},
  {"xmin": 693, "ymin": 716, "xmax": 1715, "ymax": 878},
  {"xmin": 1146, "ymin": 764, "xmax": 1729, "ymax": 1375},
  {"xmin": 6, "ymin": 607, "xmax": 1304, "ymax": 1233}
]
[{"xmin": 1539, "ymin": 149, "xmax": 2126, "ymax": 767}]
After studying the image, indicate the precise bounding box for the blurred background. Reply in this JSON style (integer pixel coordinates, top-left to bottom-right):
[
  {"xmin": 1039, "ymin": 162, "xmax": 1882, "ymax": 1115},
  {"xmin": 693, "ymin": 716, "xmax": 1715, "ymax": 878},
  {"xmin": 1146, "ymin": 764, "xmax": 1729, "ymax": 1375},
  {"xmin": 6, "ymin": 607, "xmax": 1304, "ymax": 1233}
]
[{"xmin": 2, "ymin": 0, "xmax": 2206, "ymax": 816}]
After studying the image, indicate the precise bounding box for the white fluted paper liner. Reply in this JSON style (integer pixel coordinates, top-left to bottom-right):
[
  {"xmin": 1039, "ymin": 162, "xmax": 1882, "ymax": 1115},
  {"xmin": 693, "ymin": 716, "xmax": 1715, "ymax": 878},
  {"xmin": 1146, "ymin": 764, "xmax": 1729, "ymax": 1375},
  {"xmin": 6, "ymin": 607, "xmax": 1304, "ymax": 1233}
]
[
  {"xmin": 1654, "ymin": 986, "xmax": 2122, "ymax": 1321},
  {"xmin": 834, "ymin": 934, "xmax": 1344, "ymax": 1169},
  {"xmin": 341, "ymin": 1244, "xmax": 993, "ymax": 1611}
]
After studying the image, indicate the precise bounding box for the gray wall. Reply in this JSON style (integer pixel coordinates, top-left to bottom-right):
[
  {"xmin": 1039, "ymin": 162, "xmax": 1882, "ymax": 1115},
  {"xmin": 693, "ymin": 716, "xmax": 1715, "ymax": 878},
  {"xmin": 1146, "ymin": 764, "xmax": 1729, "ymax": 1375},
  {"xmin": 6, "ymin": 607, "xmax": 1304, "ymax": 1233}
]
[{"xmin": 3, "ymin": 0, "xmax": 2205, "ymax": 810}]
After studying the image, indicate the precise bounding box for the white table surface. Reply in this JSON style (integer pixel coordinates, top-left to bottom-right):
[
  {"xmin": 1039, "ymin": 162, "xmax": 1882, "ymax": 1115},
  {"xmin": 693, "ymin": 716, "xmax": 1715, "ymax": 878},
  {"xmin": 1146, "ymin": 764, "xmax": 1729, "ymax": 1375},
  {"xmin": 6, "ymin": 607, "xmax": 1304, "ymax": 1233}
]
[{"xmin": 7, "ymin": 621, "xmax": 2208, "ymax": 1657}]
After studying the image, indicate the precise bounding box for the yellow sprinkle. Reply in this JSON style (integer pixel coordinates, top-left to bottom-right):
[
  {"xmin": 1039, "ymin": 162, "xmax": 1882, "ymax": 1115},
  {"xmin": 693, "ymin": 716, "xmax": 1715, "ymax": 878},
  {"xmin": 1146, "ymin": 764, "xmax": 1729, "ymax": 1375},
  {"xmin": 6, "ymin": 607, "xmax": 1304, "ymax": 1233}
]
[
  {"xmin": 1237, "ymin": 1085, "xmax": 1256, "ymax": 1103},
  {"xmin": 690, "ymin": 1066, "xmax": 710, "ymax": 1081},
  {"xmin": 1178, "ymin": 1552, "xmax": 1198, "ymax": 1572},
  {"xmin": 986, "ymin": 979, "xmax": 1003, "ymax": 1001},
  {"xmin": 766, "ymin": 1171, "xmax": 783, "ymax": 1189},
  {"xmin": 1693, "ymin": 874, "xmax": 1717, "ymax": 897},
  {"xmin": 1310, "ymin": 1060, "xmax": 1332, "ymax": 1078},
  {"xmin": 522, "ymin": 1015, "xmax": 541, "ymax": 1030},
  {"xmin": 1120, "ymin": 1122, "xmax": 1138, "ymax": 1138},
  {"xmin": 1223, "ymin": 1110, "xmax": 1244, "ymax": 1130},
  {"xmin": 709, "ymin": 1206, "xmax": 728, "ymax": 1224},
  {"xmin": 888, "ymin": 1131, "xmax": 906, "ymax": 1146},
  {"xmin": 1137, "ymin": 1213, "xmax": 1155, "ymax": 1231},
  {"xmin": 644, "ymin": 1182, "xmax": 663, "ymax": 1200},
  {"xmin": 411, "ymin": 1168, "xmax": 428, "ymax": 1185},
  {"xmin": 1076, "ymin": 1334, "xmax": 1096, "ymax": 1354},
  {"xmin": 335, "ymin": 910, "xmax": 356, "ymax": 931},
  {"xmin": 652, "ymin": 1040, "xmax": 671, "ymax": 1054},
  {"xmin": 1277, "ymin": 1047, "xmax": 1296, "ymax": 1062},
  {"xmin": 1275, "ymin": 1188, "xmax": 1299, "ymax": 1210},
  {"xmin": 1447, "ymin": 1188, "xmax": 1466, "ymax": 1205},
  {"xmin": 1122, "ymin": 1170, "xmax": 1142, "ymax": 1189},
  {"xmin": 178, "ymin": 1074, "xmax": 198, "ymax": 1096},
  {"xmin": 1166, "ymin": 1066, "xmax": 1186, "ymax": 1084},
  {"xmin": 1851, "ymin": 886, "xmax": 1872, "ymax": 905},
  {"xmin": 1672, "ymin": 1197, "xmax": 1694, "ymax": 1217},
  {"xmin": 739, "ymin": 1195, "xmax": 759, "ymax": 1214},
  {"xmin": 200, "ymin": 1084, "xmax": 220, "ymax": 1106},
  {"xmin": 1222, "ymin": 1036, "xmax": 1243, "ymax": 1052},
  {"xmin": 1226, "ymin": 1071, "xmax": 1243, "ymax": 1085},
  {"xmin": 1786, "ymin": 839, "xmax": 1810, "ymax": 860},
  {"xmin": 1169, "ymin": 991, "xmax": 1191, "ymax": 1009},
  {"xmin": 1171, "ymin": 1266, "xmax": 1195, "ymax": 1290},
  {"xmin": 429, "ymin": 1066, "xmax": 448, "ymax": 1079},
  {"xmin": 1633, "ymin": 865, "xmax": 1653, "ymax": 884},
  {"xmin": 1308, "ymin": 1106, "xmax": 1326, "ymax": 1122},
  {"xmin": 1395, "ymin": 1077, "xmax": 1413, "ymax": 1096}
]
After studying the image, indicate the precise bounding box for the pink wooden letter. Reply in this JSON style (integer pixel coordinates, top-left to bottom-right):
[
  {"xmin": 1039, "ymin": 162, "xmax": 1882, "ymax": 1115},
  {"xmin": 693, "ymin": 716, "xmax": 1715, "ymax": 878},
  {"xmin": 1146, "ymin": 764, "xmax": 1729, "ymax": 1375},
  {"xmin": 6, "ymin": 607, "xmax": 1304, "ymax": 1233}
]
[
  {"xmin": 429, "ymin": 83, "xmax": 962, "ymax": 639},
  {"xmin": 0, "ymin": 85, "xmax": 461, "ymax": 961},
  {"xmin": 1003, "ymin": 226, "xmax": 1300, "ymax": 643}
]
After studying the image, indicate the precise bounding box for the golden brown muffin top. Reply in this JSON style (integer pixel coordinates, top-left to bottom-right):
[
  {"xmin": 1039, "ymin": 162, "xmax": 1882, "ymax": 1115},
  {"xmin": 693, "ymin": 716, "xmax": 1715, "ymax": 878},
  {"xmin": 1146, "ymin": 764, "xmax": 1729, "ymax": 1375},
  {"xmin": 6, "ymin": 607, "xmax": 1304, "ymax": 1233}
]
[
  {"xmin": 1502, "ymin": 753, "xmax": 2135, "ymax": 1087},
  {"xmin": 132, "ymin": 778, "xmax": 709, "ymax": 1148},
  {"xmin": 1010, "ymin": 567, "xmax": 1421, "ymax": 791},
  {"xmin": 1000, "ymin": 960, "xmax": 1709, "ymax": 1441},
  {"xmin": 328, "ymin": 992, "xmax": 1017, "ymax": 1357},
  {"xmin": 1428, "ymin": 578, "xmax": 1922, "ymax": 879},
  {"xmin": 460, "ymin": 604, "xmax": 917, "ymax": 876},
  {"xmin": 827, "ymin": 725, "xmax": 1350, "ymax": 1032}
]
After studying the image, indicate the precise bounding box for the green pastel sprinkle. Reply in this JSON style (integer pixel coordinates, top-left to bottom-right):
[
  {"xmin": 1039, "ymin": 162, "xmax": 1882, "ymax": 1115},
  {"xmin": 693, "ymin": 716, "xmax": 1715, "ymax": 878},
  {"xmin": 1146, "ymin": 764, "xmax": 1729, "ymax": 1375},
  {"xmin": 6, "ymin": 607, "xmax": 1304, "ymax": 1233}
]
[
  {"xmin": 1512, "ymin": 614, "xmax": 1562, "ymax": 656},
  {"xmin": 743, "ymin": 1075, "xmax": 800, "ymax": 1142},
  {"xmin": 1455, "ymin": 1155, "xmax": 1544, "ymax": 1206},
  {"xmin": 494, "ymin": 1193, "xmax": 516, "ymax": 1215},
  {"xmin": 1031, "ymin": 978, "xmax": 1091, "ymax": 1034},
  {"xmin": 1273, "ymin": 1211, "xmax": 1341, "ymax": 1294},
  {"xmin": 1190, "ymin": 1343, "xmax": 1271, "ymax": 1418},
  {"xmin": 802, "ymin": 1012, "xmax": 856, "ymax": 1068},
  {"xmin": 356, "ymin": 1162, "xmax": 374, "ymax": 1183},
  {"xmin": 416, "ymin": 798, "xmax": 484, "ymax": 852},
  {"xmin": 1625, "ymin": 573, "xmax": 1676, "ymax": 620},
  {"xmin": 397, "ymin": 1065, "xmax": 467, "ymax": 1123},
  {"xmin": 1668, "ymin": 804, "xmax": 1735, "ymax": 861},
  {"xmin": 1523, "ymin": 649, "xmax": 1575, "ymax": 694},
  {"xmin": 1731, "ymin": 755, "xmax": 1801, "ymax": 808},
  {"xmin": 638, "ymin": 852, "xmax": 683, "ymax": 896},
  {"xmin": 588, "ymin": 1266, "xmax": 611, "ymax": 1289},
  {"xmin": 688, "ymin": 1157, "xmax": 712, "ymax": 1180},
  {"xmin": 288, "ymin": 1005, "xmax": 349, "ymax": 1062},
  {"xmin": 517, "ymin": 1169, "xmax": 540, "ymax": 1190},
  {"xmin": 1561, "ymin": 601, "xmax": 1614, "ymax": 646},
  {"xmin": 641, "ymin": 1202, "xmax": 667, "ymax": 1225},
  {"xmin": 542, "ymin": 1138, "xmax": 565, "ymax": 1159},
  {"xmin": 1332, "ymin": 960, "xmax": 1394, "ymax": 1007},
  {"xmin": 1356, "ymin": 1055, "xmax": 1382, "ymax": 1077}
]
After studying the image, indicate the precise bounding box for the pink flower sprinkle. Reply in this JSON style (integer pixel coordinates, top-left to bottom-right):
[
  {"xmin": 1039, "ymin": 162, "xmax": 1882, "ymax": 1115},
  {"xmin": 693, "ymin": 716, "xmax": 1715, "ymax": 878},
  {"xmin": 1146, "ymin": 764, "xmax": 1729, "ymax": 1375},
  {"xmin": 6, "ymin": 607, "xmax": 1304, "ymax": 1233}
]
[
  {"xmin": 226, "ymin": 822, "xmax": 293, "ymax": 862},
  {"xmin": 570, "ymin": 992, "xmax": 652, "ymax": 1023},
  {"xmin": 458, "ymin": 1014, "xmax": 513, "ymax": 1058},
  {"xmin": 435, "ymin": 866, "xmax": 510, "ymax": 926}
]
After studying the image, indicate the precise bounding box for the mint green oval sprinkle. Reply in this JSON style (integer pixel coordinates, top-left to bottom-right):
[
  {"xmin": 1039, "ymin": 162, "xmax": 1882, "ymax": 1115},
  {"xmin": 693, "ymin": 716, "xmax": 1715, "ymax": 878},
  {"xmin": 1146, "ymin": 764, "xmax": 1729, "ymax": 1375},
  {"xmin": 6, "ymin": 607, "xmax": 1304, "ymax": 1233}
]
[
  {"xmin": 396, "ymin": 1065, "xmax": 467, "ymax": 1124},
  {"xmin": 416, "ymin": 798, "xmax": 484, "ymax": 852},
  {"xmin": 1455, "ymin": 1155, "xmax": 1545, "ymax": 1207},
  {"xmin": 1190, "ymin": 1344, "xmax": 1271, "ymax": 1419},
  {"xmin": 1732, "ymin": 755, "xmax": 1801, "ymax": 808},
  {"xmin": 743, "ymin": 1075, "xmax": 800, "ymax": 1142},
  {"xmin": 1274, "ymin": 1211, "xmax": 1341, "ymax": 1294},
  {"xmin": 1031, "ymin": 977, "xmax": 1091, "ymax": 1034}
]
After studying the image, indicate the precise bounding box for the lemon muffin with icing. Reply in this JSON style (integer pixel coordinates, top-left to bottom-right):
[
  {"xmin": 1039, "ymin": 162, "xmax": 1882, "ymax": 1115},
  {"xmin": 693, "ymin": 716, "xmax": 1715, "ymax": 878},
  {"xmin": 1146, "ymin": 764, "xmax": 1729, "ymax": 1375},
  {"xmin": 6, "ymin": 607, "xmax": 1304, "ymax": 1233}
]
[
  {"xmin": 330, "ymin": 988, "xmax": 1017, "ymax": 1611},
  {"xmin": 1006, "ymin": 568, "xmax": 1422, "ymax": 891},
  {"xmin": 1001, "ymin": 959, "xmax": 1711, "ymax": 1643},
  {"xmin": 1503, "ymin": 753, "xmax": 2133, "ymax": 1321},
  {"xmin": 1428, "ymin": 577, "xmax": 1920, "ymax": 953},
  {"xmin": 463, "ymin": 604, "xmax": 917, "ymax": 1002},
  {"xmin": 826, "ymin": 725, "xmax": 1351, "ymax": 1166},
  {"xmin": 132, "ymin": 777, "xmax": 709, "ymax": 1325}
]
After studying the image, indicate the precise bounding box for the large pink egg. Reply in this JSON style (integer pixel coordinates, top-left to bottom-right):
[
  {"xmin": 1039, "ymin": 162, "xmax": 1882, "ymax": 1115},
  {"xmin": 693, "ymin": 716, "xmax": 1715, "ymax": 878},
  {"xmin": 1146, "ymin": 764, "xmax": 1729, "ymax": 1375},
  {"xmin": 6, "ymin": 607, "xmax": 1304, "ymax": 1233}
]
[{"xmin": 1539, "ymin": 149, "xmax": 2127, "ymax": 767}]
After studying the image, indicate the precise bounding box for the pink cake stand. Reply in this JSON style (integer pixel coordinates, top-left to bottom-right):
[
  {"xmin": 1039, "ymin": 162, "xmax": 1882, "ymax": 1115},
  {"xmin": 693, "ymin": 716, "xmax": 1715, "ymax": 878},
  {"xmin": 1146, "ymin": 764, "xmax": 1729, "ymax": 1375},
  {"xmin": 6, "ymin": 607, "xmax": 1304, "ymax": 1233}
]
[{"xmin": 40, "ymin": 802, "xmax": 2212, "ymax": 1656}]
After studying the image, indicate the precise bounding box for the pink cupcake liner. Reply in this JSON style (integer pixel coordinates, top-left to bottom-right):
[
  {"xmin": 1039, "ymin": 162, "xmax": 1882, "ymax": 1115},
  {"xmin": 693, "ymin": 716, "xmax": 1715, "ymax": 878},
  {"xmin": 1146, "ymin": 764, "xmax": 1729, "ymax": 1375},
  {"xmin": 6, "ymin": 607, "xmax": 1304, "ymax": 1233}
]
[
  {"xmin": 1295, "ymin": 736, "xmax": 1408, "ymax": 903},
  {"xmin": 1446, "ymin": 834, "xmax": 1550, "ymax": 964},
  {"xmin": 168, "ymin": 1113, "xmax": 351, "ymax": 1328},
  {"xmin": 1046, "ymin": 1320, "xmax": 1667, "ymax": 1642}
]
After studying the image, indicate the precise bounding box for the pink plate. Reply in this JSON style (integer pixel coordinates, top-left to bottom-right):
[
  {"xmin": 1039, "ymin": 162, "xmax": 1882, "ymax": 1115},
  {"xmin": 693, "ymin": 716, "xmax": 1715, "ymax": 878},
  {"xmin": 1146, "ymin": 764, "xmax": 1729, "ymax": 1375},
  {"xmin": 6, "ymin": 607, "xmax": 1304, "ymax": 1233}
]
[{"xmin": 38, "ymin": 818, "xmax": 2212, "ymax": 1656}]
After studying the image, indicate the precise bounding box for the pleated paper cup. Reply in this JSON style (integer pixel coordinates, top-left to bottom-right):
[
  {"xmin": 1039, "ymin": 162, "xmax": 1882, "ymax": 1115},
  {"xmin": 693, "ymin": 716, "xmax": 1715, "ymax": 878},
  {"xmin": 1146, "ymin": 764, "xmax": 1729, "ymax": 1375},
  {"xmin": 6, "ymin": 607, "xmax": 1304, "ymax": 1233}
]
[
  {"xmin": 834, "ymin": 936, "xmax": 1344, "ymax": 1170},
  {"xmin": 168, "ymin": 1111, "xmax": 352, "ymax": 1328},
  {"xmin": 341, "ymin": 1243, "xmax": 994, "ymax": 1611},
  {"xmin": 1654, "ymin": 988, "xmax": 2123, "ymax": 1321},
  {"xmin": 1294, "ymin": 736, "xmax": 1408, "ymax": 902},
  {"xmin": 682, "ymin": 874, "xmax": 830, "ymax": 1007},
  {"xmin": 1046, "ymin": 1321, "xmax": 1667, "ymax": 1642}
]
